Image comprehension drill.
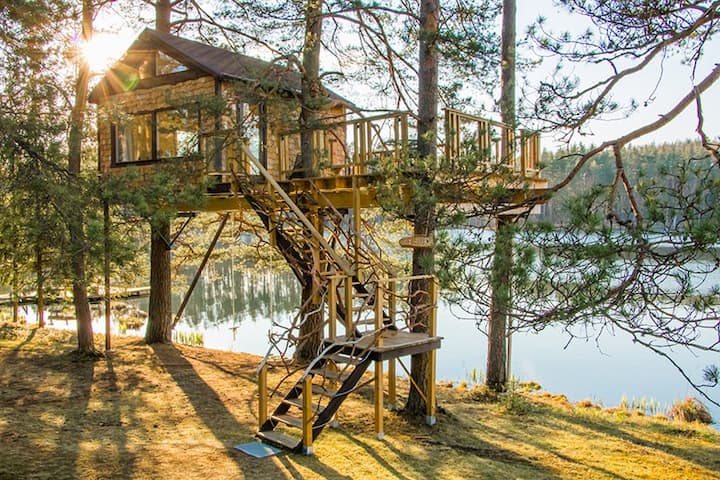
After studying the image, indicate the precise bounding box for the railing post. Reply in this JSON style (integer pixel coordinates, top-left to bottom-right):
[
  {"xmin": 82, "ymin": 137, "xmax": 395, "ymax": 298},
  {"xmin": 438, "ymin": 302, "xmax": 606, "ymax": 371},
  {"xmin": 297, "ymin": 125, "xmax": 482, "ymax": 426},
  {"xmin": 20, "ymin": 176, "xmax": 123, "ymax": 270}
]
[
  {"xmin": 344, "ymin": 275, "xmax": 353, "ymax": 337},
  {"xmin": 374, "ymin": 282, "xmax": 384, "ymax": 336},
  {"xmin": 387, "ymin": 279, "xmax": 397, "ymax": 409},
  {"xmin": 352, "ymin": 175, "xmax": 361, "ymax": 276},
  {"xmin": 302, "ymin": 375, "xmax": 314, "ymax": 455},
  {"xmin": 426, "ymin": 276, "xmax": 438, "ymax": 426},
  {"xmin": 258, "ymin": 364, "xmax": 268, "ymax": 429},
  {"xmin": 329, "ymin": 276, "xmax": 337, "ymax": 341}
]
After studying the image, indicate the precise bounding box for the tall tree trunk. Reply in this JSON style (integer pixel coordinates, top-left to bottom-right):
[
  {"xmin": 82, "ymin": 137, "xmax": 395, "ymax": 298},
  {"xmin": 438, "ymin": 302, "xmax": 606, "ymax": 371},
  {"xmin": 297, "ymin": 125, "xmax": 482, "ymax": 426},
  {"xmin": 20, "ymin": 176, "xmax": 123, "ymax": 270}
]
[
  {"xmin": 300, "ymin": 0, "xmax": 323, "ymax": 177},
  {"xmin": 155, "ymin": 0, "xmax": 172, "ymax": 33},
  {"xmin": 405, "ymin": 0, "xmax": 439, "ymax": 416},
  {"xmin": 295, "ymin": 0, "xmax": 324, "ymax": 364},
  {"xmin": 487, "ymin": 217, "xmax": 512, "ymax": 390},
  {"xmin": 68, "ymin": 0, "xmax": 95, "ymax": 353},
  {"xmin": 36, "ymin": 245, "xmax": 44, "ymax": 328},
  {"xmin": 486, "ymin": 0, "xmax": 516, "ymax": 391},
  {"xmin": 146, "ymin": 220, "xmax": 173, "ymax": 343},
  {"xmin": 145, "ymin": 1, "xmax": 174, "ymax": 344}
]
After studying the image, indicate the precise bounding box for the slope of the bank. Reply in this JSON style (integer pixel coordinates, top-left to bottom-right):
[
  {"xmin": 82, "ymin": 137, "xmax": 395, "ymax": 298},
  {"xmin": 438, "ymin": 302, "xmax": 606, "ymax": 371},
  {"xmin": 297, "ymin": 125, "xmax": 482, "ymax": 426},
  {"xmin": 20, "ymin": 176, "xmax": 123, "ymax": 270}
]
[{"xmin": 0, "ymin": 324, "xmax": 718, "ymax": 479}]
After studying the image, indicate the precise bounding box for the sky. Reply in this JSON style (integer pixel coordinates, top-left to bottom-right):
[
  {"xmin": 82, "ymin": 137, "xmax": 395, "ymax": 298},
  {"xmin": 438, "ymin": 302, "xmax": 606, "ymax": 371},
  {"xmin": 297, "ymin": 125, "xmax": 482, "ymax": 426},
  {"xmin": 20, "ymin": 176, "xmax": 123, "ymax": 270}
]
[
  {"xmin": 91, "ymin": 1, "xmax": 719, "ymax": 149},
  {"xmin": 516, "ymin": 0, "xmax": 720, "ymax": 148}
]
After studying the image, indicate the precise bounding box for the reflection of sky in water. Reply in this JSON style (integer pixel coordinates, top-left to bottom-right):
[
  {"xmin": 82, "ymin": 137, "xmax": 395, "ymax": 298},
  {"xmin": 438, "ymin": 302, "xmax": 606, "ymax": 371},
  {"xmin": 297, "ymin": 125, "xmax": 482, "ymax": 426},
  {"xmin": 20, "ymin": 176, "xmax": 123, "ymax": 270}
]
[{"xmin": 18, "ymin": 258, "xmax": 720, "ymax": 428}]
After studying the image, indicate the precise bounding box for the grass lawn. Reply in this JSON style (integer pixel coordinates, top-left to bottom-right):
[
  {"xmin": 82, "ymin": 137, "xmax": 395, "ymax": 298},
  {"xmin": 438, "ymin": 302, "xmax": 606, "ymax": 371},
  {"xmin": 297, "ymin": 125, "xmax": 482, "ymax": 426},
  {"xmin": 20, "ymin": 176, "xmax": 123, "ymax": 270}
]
[{"xmin": 1, "ymin": 323, "xmax": 718, "ymax": 479}]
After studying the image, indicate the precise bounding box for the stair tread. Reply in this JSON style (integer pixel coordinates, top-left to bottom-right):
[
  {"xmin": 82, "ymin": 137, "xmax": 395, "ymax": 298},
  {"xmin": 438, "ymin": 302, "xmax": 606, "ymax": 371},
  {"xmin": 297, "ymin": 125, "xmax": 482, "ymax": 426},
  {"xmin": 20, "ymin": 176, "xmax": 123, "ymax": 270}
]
[
  {"xmin": 324, "ymin": 353, "xmax": 362, "ymax": 365},
  {"xmin": 283, "ymin": 397, "xmax": 324, "ymax": 413},
  {"xmin": 309, "ymin": 368, "xmax": 350, "ymax": 381},
  {"xmin": 256, "ymin": 430, "xmax": 301, "ymax": 450},
  {"xmin": 272, "ymin": 413, "xmax": 304, "ymax": 429},
  {"xmin": 309, "ymin": 383, "xmax": 338, "ymax": 397}
]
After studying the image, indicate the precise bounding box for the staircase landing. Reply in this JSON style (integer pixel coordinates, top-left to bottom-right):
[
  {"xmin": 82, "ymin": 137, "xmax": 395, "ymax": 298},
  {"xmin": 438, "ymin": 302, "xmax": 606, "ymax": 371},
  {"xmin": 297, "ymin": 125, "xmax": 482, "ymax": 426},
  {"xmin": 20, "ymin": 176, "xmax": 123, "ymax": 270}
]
[{"xmin": 328, "ymin": 331, "xmax": 442, "ymax": 361}]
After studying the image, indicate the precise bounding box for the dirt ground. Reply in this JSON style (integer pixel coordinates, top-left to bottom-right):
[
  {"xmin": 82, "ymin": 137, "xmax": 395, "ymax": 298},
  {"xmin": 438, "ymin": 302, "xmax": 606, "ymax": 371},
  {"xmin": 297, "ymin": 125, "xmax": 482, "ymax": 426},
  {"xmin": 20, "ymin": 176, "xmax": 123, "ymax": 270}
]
[{"xmin": 1, "ymin": 324, "xmax": 719, "ymax": 479}]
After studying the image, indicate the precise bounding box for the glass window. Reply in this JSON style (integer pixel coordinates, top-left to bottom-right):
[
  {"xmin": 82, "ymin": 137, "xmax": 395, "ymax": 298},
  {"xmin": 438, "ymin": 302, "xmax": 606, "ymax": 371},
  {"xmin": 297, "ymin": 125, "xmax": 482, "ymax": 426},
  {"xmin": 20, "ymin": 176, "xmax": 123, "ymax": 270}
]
[
  {"xmin": 116, "ymin": 113, "xmax": 152, "ymax": 163},
  {"xmin": 156, "ymin": 52, "xmax": 188, "ymax": 76},
  {"xmin": 157, "ymin": 109, "xmax": 199, "ymax": 159}
]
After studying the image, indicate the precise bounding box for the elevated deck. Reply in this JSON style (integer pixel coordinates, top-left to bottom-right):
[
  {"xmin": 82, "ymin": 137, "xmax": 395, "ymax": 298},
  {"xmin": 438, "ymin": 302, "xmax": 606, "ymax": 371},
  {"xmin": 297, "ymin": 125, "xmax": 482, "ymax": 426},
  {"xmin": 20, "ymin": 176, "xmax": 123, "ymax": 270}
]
[{"xmin": 194, "ymin": 109, "xmax": 547, "ymax": 213}]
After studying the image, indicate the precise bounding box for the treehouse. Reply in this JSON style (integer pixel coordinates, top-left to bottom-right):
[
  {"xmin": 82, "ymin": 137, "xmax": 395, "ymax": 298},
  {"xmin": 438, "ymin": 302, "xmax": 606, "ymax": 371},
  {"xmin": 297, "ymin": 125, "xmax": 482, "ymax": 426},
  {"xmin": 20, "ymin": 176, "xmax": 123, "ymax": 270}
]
[{"xmin": 90, "ymin": 29, "xmax": 547, "ymax": 454}]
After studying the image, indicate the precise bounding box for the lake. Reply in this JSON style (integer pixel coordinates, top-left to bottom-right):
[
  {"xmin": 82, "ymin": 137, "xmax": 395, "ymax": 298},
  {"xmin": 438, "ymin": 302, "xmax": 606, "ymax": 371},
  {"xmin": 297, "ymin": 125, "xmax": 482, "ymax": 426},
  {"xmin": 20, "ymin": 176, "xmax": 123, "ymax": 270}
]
[{"xmin": 20, "ymin": 257, "xmax": 720, "ymax": 427}]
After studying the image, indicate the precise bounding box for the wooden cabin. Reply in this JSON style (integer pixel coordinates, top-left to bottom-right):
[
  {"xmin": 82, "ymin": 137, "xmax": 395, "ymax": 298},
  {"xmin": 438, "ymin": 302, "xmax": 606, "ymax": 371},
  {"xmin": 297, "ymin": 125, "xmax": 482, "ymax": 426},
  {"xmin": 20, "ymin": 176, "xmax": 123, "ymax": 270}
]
[
  {"xmin": 90, "ymin": 29, "xmax": 547, "ymax": 454},
  {"xmin": 90, "ymin": 28, "xmax": 351, "ymax": 190}
]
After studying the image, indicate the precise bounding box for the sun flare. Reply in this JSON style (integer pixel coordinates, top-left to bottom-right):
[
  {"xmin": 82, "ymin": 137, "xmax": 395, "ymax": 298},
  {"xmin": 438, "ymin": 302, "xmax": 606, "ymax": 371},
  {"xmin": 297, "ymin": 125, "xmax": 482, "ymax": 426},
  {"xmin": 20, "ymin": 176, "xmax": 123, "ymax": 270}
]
[{"xmin": 81, "ymin": 30, "xmax": 135, "ymax": 73}]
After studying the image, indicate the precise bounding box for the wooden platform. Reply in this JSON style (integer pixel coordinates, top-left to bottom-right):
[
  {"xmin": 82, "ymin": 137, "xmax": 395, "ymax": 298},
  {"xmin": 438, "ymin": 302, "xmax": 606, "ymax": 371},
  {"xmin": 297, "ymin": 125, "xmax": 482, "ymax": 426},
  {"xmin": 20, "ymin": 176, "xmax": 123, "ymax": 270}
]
[{"xmin": 326, "ymin": 331, "xmax": 442, "ymax": 361}]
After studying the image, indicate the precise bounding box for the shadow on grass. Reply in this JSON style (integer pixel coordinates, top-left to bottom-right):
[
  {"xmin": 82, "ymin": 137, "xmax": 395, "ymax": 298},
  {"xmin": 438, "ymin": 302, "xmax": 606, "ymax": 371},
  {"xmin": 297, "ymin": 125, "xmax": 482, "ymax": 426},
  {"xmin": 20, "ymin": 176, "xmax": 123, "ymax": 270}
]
[
  {"xmin": 276, "ymin": 454, "xmax": 353, "ymax": 480},
  {"xmin": 539, "ymin": 405, "xmax": 720, "ymax": 473},
  {"xmin": 151, "ymin": 343, "xmax": 286, "ymax": 477},
  {"xmin": 0, "ymin": 340, "xmax": 97, "ymax": 479}
]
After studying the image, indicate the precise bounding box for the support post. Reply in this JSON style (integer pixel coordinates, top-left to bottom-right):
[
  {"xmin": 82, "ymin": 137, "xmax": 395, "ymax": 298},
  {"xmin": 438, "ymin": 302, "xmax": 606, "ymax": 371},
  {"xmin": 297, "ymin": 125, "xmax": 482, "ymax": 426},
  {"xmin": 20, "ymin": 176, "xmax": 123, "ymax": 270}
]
[
  {"xmin": 172, "ymin": 213, "xmax": 229, "ymax": 328},
  {"xmin": 388, "ymin": 359, "xmax": 397, "ymax": 411},
  {"xmin": 103, "ymin": 200, "xmax": 111, "ymax": 350},
  {"xmin": 352, "ymin": 175, "xmax": 361, "ymax": 275},
  {"xmin": 387, "ymin": 279, "xmax": 397, "ymax": 409},
  {"xmin": 374, "ymin": 360, "xmax": 384, "ymax": 440},
  {"xmin": 302, "ymin": 375, "xmax": 314, "ymax": 455},
  {"xmin": 258, "ymin": 364, "xmax": 268, "ymax": 429},
  {"xmin": 328, "ymin": 276, "xmax": 337, "ymax": 341},
  {"xmin": 426, "ymin": 276, "xmax": 437, "ymax": 426}
]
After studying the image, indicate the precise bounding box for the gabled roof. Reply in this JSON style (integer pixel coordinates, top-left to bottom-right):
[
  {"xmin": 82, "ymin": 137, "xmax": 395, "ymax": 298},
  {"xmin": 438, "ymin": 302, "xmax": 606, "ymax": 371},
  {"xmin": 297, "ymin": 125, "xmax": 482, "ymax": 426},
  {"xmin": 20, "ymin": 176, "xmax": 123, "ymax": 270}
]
[{"xmin": 89, "ymin": 28, "xmax": 352, "ymax": 106}]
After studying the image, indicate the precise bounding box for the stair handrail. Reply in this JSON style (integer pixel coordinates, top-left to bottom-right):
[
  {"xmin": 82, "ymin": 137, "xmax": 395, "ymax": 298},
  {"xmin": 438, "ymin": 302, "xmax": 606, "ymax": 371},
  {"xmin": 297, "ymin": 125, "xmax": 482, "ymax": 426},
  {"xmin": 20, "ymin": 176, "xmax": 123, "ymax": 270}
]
[
  {"xmin": 307, "ymin": 181, "xmax": 395, "ymax": 277},
  {"xmin": 237, "ymin": 142, "xmax": 354, "ymax": 277}
]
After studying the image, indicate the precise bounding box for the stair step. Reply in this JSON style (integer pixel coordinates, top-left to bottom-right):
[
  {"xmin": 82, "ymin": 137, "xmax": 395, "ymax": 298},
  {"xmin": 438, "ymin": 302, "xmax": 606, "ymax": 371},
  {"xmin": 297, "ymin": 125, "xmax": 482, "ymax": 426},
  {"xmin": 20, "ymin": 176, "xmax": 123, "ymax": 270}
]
[
  {"xmin": 324, "ymin": 353, "xmax": 362, "ymax": 365},
  {"xmin": 256, "ymin": 430, "xmax": 301, "ymax": 450},
  {"xmin": 272, "ymin": 414, "xmax": 304, "ymax": 429},
  {"xmin": 283, "ymin": 397, "xmax": 324, "ymax": 413},
  {"xmin": 309, "ymin": 368, "xmax": 350, "ymax": 381},
  {"xmin": 309, "ymin": 383, "xmax": 338, "ymax": 397}
]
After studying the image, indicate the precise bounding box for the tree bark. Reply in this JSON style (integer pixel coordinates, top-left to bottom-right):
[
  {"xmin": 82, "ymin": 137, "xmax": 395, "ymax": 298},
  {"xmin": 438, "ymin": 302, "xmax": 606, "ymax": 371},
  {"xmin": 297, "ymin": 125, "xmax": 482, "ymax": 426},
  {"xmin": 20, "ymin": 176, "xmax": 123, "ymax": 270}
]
[
  {"xmin": 145, "ymin": 0, "xmax": 175, "ymax": 344},
  {"xmin": 67, "ymin": 0, "xmax": 95, "ymax": 353},
  {"xmin": 405, "ymin": 0, "xmax": 439, "ymax": 416},
  {"xmin": 36, "ymin": 246, "xmax": 44, "ymax": 328},
  {"xmin": 486, "ymin": 0, "xmax": 517, "ymax": 392},
  {"xmin": 294, "ymin": 0, "xmax": 325, "ymax": 363},
  {"xmin": 155, "ymin": 0, "xmax": 172, "ymax": 33},
  {"xmin": 299, "ymin": 0, "xmax": 323, "ymax": 177},
  {"xmin": 487, "ymin": 217, "xmax": 512, "ymax": 390},
  {"xmin": 146, "ymin": 220, "xmax": 173, "ymax": 343}
]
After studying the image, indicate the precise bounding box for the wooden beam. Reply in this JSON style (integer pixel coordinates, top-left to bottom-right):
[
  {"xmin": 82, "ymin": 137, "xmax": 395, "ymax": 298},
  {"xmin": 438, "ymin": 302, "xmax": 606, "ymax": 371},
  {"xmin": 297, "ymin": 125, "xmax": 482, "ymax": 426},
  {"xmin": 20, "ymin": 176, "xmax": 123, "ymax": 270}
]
[
  {"xmin": 172, "ymin": 213, "xmax": 229, "ymax": 328},
  {"xmin": 374, "ymin": 360, "xmax": 384, "ymax": 440},
  {"xmin": 258, "ymin": 364, "xmax": 268, "ymax": 429},
  {"xmin": 302, "ymin": 375, "xmax": 314, "ymax": 455}
]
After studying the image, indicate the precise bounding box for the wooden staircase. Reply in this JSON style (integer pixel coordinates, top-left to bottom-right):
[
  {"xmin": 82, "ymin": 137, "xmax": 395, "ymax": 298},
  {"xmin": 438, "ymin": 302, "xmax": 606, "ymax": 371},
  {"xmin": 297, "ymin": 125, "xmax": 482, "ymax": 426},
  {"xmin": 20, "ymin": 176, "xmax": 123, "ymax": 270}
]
[
  {"xmin": 224, "ymin": 139, "xmax": 439, "ymax": 454},
  {"xmin": 256, "ymin": 347, "xmax": 373, "ymax": 452}
]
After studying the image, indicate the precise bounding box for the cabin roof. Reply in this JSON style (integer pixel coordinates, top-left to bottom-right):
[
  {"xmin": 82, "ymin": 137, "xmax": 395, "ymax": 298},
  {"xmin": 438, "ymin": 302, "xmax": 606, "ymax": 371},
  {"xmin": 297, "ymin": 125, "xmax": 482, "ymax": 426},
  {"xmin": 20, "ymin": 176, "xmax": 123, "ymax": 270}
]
[{"xmin": 89, "ymin": 28, "xmax": 352, "ymax": 106}]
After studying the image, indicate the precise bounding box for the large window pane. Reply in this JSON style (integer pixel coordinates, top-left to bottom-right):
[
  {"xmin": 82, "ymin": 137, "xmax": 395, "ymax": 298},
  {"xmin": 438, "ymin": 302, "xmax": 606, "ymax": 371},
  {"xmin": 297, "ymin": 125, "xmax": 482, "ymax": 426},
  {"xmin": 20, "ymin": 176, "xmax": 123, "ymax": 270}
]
[
  {"xmin": 116, "ymin": 113, "xmax": 152, "ymax": 163},
  {"xmin": 157, "ymin": 109, "xmax": 199, "ymax": 159}
]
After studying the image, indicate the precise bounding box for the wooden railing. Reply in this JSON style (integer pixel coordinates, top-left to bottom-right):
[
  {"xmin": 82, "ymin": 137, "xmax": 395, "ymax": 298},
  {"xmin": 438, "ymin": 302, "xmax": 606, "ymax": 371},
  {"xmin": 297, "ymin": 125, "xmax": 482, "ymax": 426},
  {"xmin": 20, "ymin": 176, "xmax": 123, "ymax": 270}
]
[
  {"xmin": 444, "ymin": 108, "xmax": 540, "ymax": 178},
  {"xmin": 277, "ymin": 112, "xmax": 409, "ymax": 180}
]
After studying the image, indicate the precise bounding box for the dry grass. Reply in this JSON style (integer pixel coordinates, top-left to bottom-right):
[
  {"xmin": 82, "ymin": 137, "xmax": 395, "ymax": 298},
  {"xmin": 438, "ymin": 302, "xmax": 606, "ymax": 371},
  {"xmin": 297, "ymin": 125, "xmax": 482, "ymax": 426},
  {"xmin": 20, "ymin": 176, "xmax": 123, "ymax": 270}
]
[{"xmin": 1, "ymin": 324, "xmax": 719, "ymax": 479}]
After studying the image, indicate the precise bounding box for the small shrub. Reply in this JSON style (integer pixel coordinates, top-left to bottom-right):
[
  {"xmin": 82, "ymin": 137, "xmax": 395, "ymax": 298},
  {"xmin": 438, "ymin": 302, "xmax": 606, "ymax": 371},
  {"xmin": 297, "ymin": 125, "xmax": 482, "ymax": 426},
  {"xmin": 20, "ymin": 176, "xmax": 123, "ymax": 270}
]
[
  {"xmin": 669, "ymin": 397, "xmax": 713, "ymax": 424},
  {"xmin": 468, "ymin": 384, "xmax": 498, "ymax": 402},
  {"xmin": 501, "ymin": 378, "xmax": 532, "ymax": 415}
]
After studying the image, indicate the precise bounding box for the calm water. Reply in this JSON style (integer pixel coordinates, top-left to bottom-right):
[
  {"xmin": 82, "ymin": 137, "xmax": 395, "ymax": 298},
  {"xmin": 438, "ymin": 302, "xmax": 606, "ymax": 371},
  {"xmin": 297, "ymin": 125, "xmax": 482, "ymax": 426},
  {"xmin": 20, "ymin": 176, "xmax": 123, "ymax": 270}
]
[{"xmin": 21, "ymin": 258, "xmax": 720, "ymax": 426}]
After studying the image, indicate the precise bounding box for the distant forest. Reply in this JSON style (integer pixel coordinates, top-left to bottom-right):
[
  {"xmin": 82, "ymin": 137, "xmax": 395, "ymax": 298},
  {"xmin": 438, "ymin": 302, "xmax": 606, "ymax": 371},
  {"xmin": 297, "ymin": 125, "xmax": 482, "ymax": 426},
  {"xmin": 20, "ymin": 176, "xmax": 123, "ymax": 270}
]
[{"xmin": 537, "ymin": 140, "xmax": 712, "ymax": 224}]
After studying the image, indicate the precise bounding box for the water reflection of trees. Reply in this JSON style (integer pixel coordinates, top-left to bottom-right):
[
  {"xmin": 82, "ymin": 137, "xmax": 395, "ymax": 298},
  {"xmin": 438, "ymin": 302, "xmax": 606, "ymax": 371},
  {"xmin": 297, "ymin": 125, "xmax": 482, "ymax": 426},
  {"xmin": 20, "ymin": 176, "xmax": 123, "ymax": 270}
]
[{"xmin": 177, "ymin": 258, "xmax": 300, "ymax": 329}]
